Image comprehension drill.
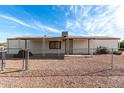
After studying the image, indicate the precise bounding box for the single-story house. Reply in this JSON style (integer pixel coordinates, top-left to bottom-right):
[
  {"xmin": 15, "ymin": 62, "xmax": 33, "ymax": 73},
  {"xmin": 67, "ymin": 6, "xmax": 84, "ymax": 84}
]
[{"xmin": 7, "ymin": 32, "xmax": 120, "ymax": 55}]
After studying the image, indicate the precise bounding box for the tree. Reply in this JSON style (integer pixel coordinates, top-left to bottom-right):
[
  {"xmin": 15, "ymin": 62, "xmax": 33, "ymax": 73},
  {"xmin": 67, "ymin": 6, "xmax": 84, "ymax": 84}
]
[
  {"xmin": 120, "ymin": 40, "xmax": 124, "ymax": 48},
  {"xmin": 0, "ymin": 42, "xmax": 6, "ymax": 46}
]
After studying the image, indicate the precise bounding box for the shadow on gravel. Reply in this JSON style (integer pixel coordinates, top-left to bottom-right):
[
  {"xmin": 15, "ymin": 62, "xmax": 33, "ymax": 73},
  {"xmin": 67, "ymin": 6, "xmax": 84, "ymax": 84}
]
[
  {"xmin": 0, "ymin": 69, "xmax": 25, "ymax": 74},
  {"xmin": 1, "ymin": 68, "xmax": 124, "ymax": 77},
  {"xmin": 6, "ymin": 54, "xmax": 65, "ymax": 60},
  {"xmin": 29, "ymin": 54, "xmax": 64, "ymax": 60}
]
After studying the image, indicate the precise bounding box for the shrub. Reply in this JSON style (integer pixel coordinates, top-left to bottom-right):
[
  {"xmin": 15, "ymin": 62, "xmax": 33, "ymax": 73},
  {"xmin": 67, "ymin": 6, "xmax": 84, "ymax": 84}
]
[
  {"xmin": 119, "ymin": 40, "xmax": 124, "ymax": 51},
  {"xmin": 120, "ymin": 40, "xmax": 124, "ymax": 48},
  {"xmin": 113, "ymin": 51, "xmax": 122, "ymax": 55},
  {"xmin": 118, "ymin": 48, "xmax": 124, "ymax": 51},
  {"xmin": 95, "ymin": 46, "xmax": 109, "ymax": 54},
  {"xmin": 13, "ymin": 50, "xmax": 33, "ymax": 58}
]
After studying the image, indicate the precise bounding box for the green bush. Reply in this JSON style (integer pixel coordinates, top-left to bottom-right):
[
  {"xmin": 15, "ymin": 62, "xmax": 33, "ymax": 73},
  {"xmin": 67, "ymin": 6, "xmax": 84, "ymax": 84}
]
[
  {"xmin": 120, "ymin": 40, "xmax": 124, "ymax": 48},
  {"xmin": 95, "ymin": 46, "xmax": 109, "ymax": 54},
  {"xmin": 113, "ymin": 51, "xmax": 122, "ymax": 55},
  {"xmin": 119, "ymin": 40, "xmax": 124, "ymax": 51}
]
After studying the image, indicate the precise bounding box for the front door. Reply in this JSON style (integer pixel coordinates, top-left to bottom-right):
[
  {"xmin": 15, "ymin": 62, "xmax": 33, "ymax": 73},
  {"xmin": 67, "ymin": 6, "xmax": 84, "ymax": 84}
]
[{"xmin": 65, "ymin": 39, "xmax": 73, "ymax": 54}]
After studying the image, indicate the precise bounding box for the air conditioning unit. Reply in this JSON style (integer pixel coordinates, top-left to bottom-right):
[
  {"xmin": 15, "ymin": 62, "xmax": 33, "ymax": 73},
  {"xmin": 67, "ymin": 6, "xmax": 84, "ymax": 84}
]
[{"xmin": 62, "ymin": 32, "xmax": 68, "ymax": 37}]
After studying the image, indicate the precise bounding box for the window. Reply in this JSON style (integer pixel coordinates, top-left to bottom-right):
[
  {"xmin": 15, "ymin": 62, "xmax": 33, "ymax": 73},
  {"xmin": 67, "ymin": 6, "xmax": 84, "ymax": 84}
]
[{"xmin": 49, "ymin": 41, "xmax": 61, "ymax": 49}]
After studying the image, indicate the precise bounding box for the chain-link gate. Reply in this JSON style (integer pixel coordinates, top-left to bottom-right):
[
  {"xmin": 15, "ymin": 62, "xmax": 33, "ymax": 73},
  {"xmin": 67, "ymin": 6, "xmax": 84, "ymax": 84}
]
[{"xmin": 0, "ymin": 48, "xmax": 29, "ymax": 72}]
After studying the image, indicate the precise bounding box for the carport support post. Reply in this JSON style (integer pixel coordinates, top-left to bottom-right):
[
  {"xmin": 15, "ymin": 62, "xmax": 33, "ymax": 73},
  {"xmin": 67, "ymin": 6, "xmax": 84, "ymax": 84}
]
[
  {"xmin": 24, "ymin": 40, "xmax": 29, "ymax": 70},
  {"xmin": 42, "ymin": 36, "xmax": 46, "ymax": 56},
  {"xmin": 25, "ymin": 49, "xmax": 29, "ymax": 70},
  {"xmin": 88, "ymin": 39, "xmax": 90, "ymax": 55},
  {"xmin": 67, "ymin": 38, "xmax": 69, "ymax": 55},
  {"xmin": 111, "ymin": 48, "xmax": 114, "ymax": 69},
  {"xmin": 57, "ymin": 38, "xmax": 60, "ymax": 56},
  {"xmin": 25, "ymin": 39, "xmax": 28, "ymax": 49}
]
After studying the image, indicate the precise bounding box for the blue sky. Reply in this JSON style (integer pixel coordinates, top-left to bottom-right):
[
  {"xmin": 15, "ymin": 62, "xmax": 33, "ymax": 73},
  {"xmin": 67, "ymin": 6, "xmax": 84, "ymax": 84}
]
[{"xmin": 0, "ymin": 5, "xmax": 124, "ymax": 42}]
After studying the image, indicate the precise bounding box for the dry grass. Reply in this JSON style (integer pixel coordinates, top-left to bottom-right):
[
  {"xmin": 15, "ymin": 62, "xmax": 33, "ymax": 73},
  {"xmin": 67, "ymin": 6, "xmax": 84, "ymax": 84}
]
[{"xmin": 0, "ymin": 54, "xmax": 124, "ymax": 88}]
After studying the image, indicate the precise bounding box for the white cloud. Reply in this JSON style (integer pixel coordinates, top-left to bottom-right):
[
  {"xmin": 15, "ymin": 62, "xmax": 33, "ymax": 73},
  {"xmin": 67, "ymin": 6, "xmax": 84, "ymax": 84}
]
[
  {"xmin": 0, "ymin": 14, "xmax": 61, "ymax": 34},
  {"xmin": 33, "ymin": 21, "xmax": 61, "ymax": 33},
  {"xmin": 66, "ymin": 5, "xmax": 124, "ymax": 39},
  {"xmin": 75, "ymin": 21, "xmax": 81, "ymax": 28},
  {"xmin": 0, "ymin": 30, "xmax": 35, "ymax": 42},
  {"xmin": 114, "ymin": 6, "xmax": 124, "ymax": 28},
  {"xmin": 0, "ymin": 14, "xmax": 32, "ymax": 28},
  {"xmin": 1, "ymin": 5, "xmax": 124, "ymax": 41},
  {"xmin": 66, "ymin": 21, "xmax": 73, "ymax": 29}
]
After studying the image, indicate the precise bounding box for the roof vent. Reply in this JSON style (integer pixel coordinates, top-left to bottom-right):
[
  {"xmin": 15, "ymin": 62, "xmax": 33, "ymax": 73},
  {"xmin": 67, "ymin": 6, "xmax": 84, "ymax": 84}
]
[{"xmin": 62, "ymin": 32, "xmax": 68, "ymax": 37}]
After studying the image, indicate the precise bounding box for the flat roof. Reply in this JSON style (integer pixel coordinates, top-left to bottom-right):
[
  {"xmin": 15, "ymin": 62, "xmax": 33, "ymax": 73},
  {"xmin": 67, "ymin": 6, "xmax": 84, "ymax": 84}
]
[{"xmin": 7, "ymin": 36, "xmax": 120, "ymax": 40}]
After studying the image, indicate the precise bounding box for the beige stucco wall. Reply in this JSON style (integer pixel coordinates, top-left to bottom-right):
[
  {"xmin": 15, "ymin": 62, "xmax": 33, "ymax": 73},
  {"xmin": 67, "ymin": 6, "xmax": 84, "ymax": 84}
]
[
  {"xmin": 91, "ymin": 40, "xmax": 118, "ymax": 49},
  {"xmin": 28, "ymin": 39, "xmax": 65, "ymax": 54},
  {"xmin": 89, "ymin": 39, "xmax": 119, "ymax": 54},
  {"xmin": 8, "ymin": 39, "xmax": 119, "ymax": 54},
  {"xmin": 65, "ymin": 39, "xmax": 119, "ymax": 54},
  {"xmin": 7, "ymin": 40, "xmax": 25, "ymax": 54},
  {"xmin": 73, "ymin": 39, "xmax": 89, "ymax": 54},
  {"xmin": 8, "ymin": 39, "xmax": 65, "ymax": 54}
]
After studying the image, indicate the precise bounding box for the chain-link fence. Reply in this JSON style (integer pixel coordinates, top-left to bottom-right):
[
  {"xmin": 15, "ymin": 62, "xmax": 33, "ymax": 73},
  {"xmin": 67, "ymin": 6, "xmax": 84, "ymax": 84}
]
[
  {"xmin": 0, "ymin": 47, "xmax": 124, "ymax": 76},
  {"xmin": 25, "ymin": 48, "xmax": 113, "ymax": 76}
]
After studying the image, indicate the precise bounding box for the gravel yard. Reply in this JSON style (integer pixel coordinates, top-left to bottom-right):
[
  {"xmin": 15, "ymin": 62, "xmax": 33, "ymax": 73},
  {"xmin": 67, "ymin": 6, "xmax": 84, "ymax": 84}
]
[{"xmin": 0, "ymin": 54, "xmax": 124, "ymax": 88}]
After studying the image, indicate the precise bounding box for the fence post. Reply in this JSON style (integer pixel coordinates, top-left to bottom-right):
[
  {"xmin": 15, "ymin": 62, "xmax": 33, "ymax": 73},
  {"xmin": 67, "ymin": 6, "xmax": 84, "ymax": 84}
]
[
  {"xmin": 3, "ymin": 48, "xmax": 6, "ymax": 68},
  {"xmin": 25, "ymin": 49, "xmax": 29, "ymax": 70},
  {"xmin": 22, "ymin": 49, "xmax": 25, "ymax": 70},
  {"xmin": 1, "ymin": 48, "xmax": 4, "ymax": 71}
]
